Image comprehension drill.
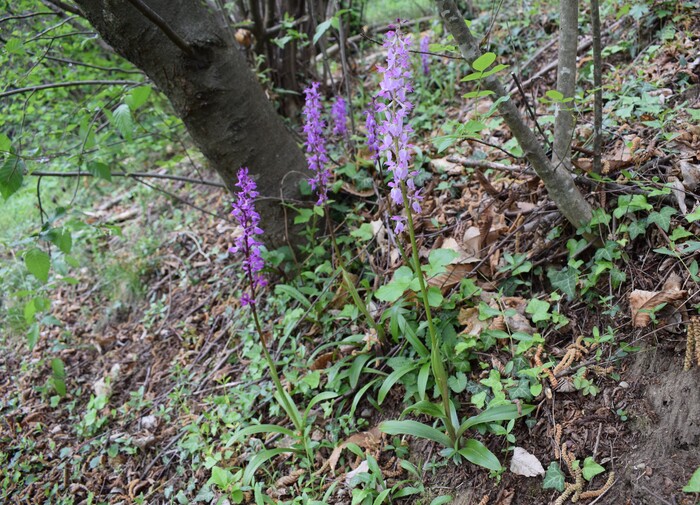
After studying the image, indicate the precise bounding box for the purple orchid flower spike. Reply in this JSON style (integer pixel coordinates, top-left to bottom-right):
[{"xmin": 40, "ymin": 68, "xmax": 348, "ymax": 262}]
[
  {"xmin": 376, "ymin": 26, "xmax": 422, "ymax": 234},
  {"xmin": 364, "ymin": 101, "xmax": 380, "ymax": 160},
  {"xmin": 229, "ymin": 167, "xmax": 267, "ymax": 307},
  {"xmin": 420, "ymin": 35, "xmax": 430, "ymax": 76},
  {"xmin": 302, "ymin": 82, "xmax": 331, "ymax": 205},
  {"xmin": 331, "ymin": 96, "xmax": 348, "ymax": 136}
]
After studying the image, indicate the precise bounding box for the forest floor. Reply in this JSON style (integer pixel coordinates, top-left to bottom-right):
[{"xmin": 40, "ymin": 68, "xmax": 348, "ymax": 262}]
[{"xmin": 2, "ymin": 2, "xmax": 700, "ymax": 505}]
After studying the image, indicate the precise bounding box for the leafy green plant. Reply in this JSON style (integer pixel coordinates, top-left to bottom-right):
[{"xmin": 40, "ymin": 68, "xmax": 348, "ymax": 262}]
[{"xmin": 683, "ymin": 466, "xmax": 700, "ymax": 493}]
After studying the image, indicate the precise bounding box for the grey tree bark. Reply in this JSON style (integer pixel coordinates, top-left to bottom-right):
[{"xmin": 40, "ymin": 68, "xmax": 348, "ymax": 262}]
[
  {"xmin": 72, "ymin": 0, "xmax": 309, "ymax": 245},
  {"xmin": 590, "ymin": 0, "xmax": 604, "ymax": 174},
  {"xmin": 434, "ymin": 0, "xmax": 593, "ymax": 228},
  {"xmin": 552, "ymin": 0, "xmax": 579, "ymax": 170}
]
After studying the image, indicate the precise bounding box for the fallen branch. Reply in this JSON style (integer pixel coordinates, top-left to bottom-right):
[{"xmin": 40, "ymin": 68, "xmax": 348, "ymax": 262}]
[
  {"xmin": 30, "ymin": 170, "xmax": 226, "ymax": 188},
  {"xmin": 446, "ymin": 155, "xmax": 531, "ymax": 174}
]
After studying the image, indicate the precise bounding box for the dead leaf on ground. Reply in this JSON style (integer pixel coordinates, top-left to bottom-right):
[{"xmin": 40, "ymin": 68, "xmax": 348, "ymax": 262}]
[
  {"xmin": 629, "ymin": 273, "xmax": 687, "ymax": 327},
  {"xmin": 430, "ymin": 157, "xmax": 463, "ymax": 176},
  {"xmin": 426, "ymin": 236, "xmax": 478, "ymax": 291},
  {"xmin": 328, "ymin": 427, "xmax": 382, "ymax": 473},
  {"xmin": 345, "ymin": 460, "xmax": 370, "ymax": 487},
  {"xmin": 509, "ymin": 447, "xmax": 545, "ymax": 477}
]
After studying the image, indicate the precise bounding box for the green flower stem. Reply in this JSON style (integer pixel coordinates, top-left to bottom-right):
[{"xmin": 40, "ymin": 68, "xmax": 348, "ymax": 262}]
[
  {"xmin": 400, "ymin": 180, "xmax": 457, "ymax": 443},
  {"xmin": 341, "ymin": 267, "xmax": 386, "ymax": 345},
  {"xmin": 324, "ymin": 204, "xmax": 343, "ymax": 269},
  {"xmin": 251, "ymin": 305, "xmax": 303, "ymax": 432}
]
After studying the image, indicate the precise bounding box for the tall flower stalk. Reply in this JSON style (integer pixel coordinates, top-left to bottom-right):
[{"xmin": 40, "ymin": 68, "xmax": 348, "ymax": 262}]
[
  {"xmin": 230, "ymin": 167, "xmax": 302, "ymax": 431},
  {"xmin": 420, "ymin": 35, "xmax": 430, "ymax": 76},
  {"xmin": 364, "ymin": 101, "xmax": 380, "ymax": 161},
  {"xmin": 376, "ymin": 26, "xmax": 456, "ymax": 441},
  {"xmin": 302, "ymin": 82, "xmax": 331, "ymax": 206},
  {"xmin": 331, "ymin": 96, "xmax": 348, "ymax": 136}
]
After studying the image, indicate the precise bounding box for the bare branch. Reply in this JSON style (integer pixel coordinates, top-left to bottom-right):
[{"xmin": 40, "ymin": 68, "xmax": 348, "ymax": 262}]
[
  {"xmin": 0, "ymin": 80, "xmax": 143, "ymax": 99},
  {"xmin": 29, "ymin": 170, "xmax": 226, "ymax": 189},
  {"xmin": 45, "ymin": 55, "xmax": 144, "ymax": 74},
  {"xmin": 0, "ymin": 12, "xmax": 59, "ymax": 24}
]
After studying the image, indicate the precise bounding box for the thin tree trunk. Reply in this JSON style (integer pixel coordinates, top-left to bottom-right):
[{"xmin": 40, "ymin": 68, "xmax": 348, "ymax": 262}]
[
  {"xmin": 434, "ymin": 0, "xmax": 592, "ymax": 228},
  {"xmin": 73, "ymin": 0, "xmax": 309, "ymax": 246},
  {"xmin": 590, "ymin": 0, "xmax": 603, "ymax": 174},
  {"xmin": 552, "ymin": 0, "xmax": 579, "ymax": 170}
]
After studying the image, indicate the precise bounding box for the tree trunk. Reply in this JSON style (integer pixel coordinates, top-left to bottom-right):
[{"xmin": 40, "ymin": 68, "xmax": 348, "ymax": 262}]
[
  {"xmin": 552, "ymin": 0, "xmax": 578, "ymax": 170},
  {"xmin": 73, "ymin": 0, "xmax": 309, "ymax": 246},
  {"xmin": 434, "ymin": 0, "xmax": 593, "ymax": 229}
]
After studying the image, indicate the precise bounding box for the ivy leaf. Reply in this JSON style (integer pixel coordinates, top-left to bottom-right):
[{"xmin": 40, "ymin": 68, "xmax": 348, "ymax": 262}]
[
  {"xmin": 582, "ymin": 457, "xmax": 605, "ymax": 481},
  {"xmin": 508, "ymin": 378, "xmax": 533, "ymax": 400},
  {"xmin": 25, "ymin": 248, "xmax": 50, "ymax": 283},
  {"xmin": 547, "ymin": 266, "xmax": 578, "ymax": 299},
  {"xmin": 543, "ymin": 461, "xmax": 566, "ymax": 491},
  {"xmin": 683, "ymin": 466, "xmax": 700, "ymax": 493},
  {"xmin": 375, "ymin": 266, "xmax": 413, "ymax": 302},
  {"xmin": 425, "ymin": 248, "xmax": 459, "ymax": 277},
  {"xmin": 526, "ymin": 298, "xmax": 551, "ymax": 323},
  {"xmin": 448, "ymin": 372, "xmax": 467, "ymax": 393},
  {"xmin": 0, "ymin": 155, "xmax": 25, "ymax": 200},
  {"xmin": 685, "ymin": 207, "xmax": 700, "ymax": 224},
  {"xmin": 111, "ymin": 103, "xmax": 134, "ymax": 140},
  {"xmin": 647, "ymin": 206, "xmax": 676, "ymax": 232},
  {"xmin": 350, "ymin": 222, "xmax": 374, "ymax": 241},
  {"xmin": 627, "ymin": 219, "xmax": 648, "ymax": 240},
  {"xmin": 427, "ymin": 286, "xmax": 443, "ymax": 307}
]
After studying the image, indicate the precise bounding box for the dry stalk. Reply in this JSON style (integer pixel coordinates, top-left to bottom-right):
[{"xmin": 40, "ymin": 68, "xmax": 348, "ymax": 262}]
[
  {"xmin": 536, "ymin": 345, "xmax": 558, "ymax": 388},
  {"xmin": 685, "ymin": 316, "xmax": 700, "ymax": 370}
]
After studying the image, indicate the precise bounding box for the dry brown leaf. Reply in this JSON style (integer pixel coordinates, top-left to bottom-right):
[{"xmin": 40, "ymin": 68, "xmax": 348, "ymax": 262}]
[
  {"xmin": 669, "ymin": 176, "xmax": 688, "ymax": 214},
  {"xmin": 427, "ymin": 263, "xmax": 474, "ymax": 291},
  {"xmin": 275, "ymin": 468, "xmax": 304, "ymax": 487},
  {"xmin": 340, "ymin": 182, "xmax": 374, "ymax": 198},
  {"xmin": 458, "ymin": 307, "xmax": 489, "ymax": 336},
  {"xmin": 679, "ymin": 159, "xmax": 700, "ymax": 191},
  {"xmin": 310, "ymin": 351, "xmax": 337, "ymax": 371},
  {"xmin": 328, "ymin": 427, "xmax": 382, "ymax": 473},
  {"xmin": 441, "ymin": 236, "xmax": 480, "ymax": 264},
  {"xmin": 430, "ymin": 157, "xmax": 463, "ymax": 176},
  {"xmin": 629, "ymin": 276, "xmax": 687, "ymax": 327},
  {"xmin": 461, "ymin": 227, "xmax": 483, "ymax": 258},
  {"xmin": 329, "ymin": 271, "xmax": 358, "ymax": 309}
]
